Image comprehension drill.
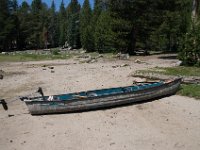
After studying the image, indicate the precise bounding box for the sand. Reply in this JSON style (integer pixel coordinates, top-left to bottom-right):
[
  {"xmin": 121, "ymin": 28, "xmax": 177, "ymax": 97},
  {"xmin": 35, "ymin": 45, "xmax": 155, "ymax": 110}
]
[{"xmin": 0, "ymin": 54, "xmax": 200, "ymax": 150}]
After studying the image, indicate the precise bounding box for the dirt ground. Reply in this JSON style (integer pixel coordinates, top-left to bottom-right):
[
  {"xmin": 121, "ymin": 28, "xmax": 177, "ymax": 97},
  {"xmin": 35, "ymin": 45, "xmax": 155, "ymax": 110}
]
[{"xmin": 0, "ymin": 54, "xmax": 200, "ymax": 150}]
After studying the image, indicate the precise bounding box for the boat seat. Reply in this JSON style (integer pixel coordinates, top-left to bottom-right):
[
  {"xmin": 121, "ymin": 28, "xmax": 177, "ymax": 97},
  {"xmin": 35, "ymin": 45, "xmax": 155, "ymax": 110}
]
[{"xmin": 87, "ymin": 92, "xmax": 98, "ymax": 97}]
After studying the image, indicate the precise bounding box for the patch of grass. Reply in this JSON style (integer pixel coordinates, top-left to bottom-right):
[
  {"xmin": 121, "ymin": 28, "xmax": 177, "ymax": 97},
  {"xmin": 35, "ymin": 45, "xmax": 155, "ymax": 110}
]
[
  {"xmin": 87, "ymin": 52, "xmax": 100, "ymax": 57},
  {"xmin": 103, "ymin": 53, "xmax": 115, "ymax": 59},
  {"xmin": 0, "ymin": 53, "xmax": 71, "ymax": 62},
  {"xmin": 137, "ymin": 67, "xmax": 200, "ymax": 77},
  {"xmin": 178, "ymin": 84, "xmax": 200, "ymax": 99},
  {"xmin": 159, "ymin": 67, "xmax": 200, "ymax": 77}
]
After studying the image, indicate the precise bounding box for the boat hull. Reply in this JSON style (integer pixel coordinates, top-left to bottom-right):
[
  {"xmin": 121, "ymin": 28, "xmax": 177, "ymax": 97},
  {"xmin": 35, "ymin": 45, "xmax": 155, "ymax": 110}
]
[{"xmin": 25, "ymin": 78, "xmax": 181, "ymax": 115}]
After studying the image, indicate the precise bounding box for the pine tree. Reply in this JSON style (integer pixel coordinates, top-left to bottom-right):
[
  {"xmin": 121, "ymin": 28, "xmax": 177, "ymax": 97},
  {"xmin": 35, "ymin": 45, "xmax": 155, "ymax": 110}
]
[
  {"xmin": 95, "ymin": 11, "xmax": 113, "ymax": 53},
  {"xmin": 0, "ymin": 0, "xmax": 19, "ymax": 51},
  {"xmin": 58, "ymin": 0, "xmax": 66, "ymax": 46},
  {"xmin": 18, "ymin": 1, "xmax": 31, "ymax": 49},
  {"xmin": 80, "ymin": 0, "xmax": 93, "ymax": 51},
  {"xmin": 179, "ymin": 0, "xmax": 200, "ymax": 66},
  {"xmin": 0, "ymin": 0, "xmax": 9, "ymax": 50},
  {"xmin": 29, "ymin": 0, "xmax": 43, "ymax": 48},
  {"xmin": 89, "ymin": 0, "xmax": 103, "ymax": 51},
  {"xmin": 39, "ymin": 3, "xmax": 49, "ymax": 48},
  {"xmin": 109, "ymin": 0, "xmax": 135, "ymax": 54},
  {"xmin": 67, "ymin": 0, "xmax": 81, "ymax": 48},
  {"xmin": 48, "ymin": 0, "xmax": 59, "ymax": 48},
  {"xmin": 92, "ymin": 0, "xmax": 102, "ymax": 26}
]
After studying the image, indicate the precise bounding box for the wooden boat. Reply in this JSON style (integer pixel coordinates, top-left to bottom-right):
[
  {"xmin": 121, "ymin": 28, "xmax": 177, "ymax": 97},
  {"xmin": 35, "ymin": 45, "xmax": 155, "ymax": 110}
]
[{"xmin": 21, "ymin": 78, "xmax": 182, "ymax": 115}]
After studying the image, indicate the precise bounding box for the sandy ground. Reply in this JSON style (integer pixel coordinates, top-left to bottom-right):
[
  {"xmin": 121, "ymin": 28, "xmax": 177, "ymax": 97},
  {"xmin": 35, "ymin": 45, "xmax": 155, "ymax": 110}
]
[{"xmin": 0, "ymin": 54, "xmax": 200, "ymax": 150}]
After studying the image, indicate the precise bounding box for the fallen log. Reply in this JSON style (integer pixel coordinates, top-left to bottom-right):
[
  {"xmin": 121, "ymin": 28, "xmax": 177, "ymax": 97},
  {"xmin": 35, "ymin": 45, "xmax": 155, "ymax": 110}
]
[{"xmin": 130, "ymin": 72, "xmax": 200, "ymax": 84}]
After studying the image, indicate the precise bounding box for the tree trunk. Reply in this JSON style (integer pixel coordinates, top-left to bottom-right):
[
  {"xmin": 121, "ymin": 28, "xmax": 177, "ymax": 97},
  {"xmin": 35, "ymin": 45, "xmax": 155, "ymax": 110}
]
[
  {"xmin": 128, "ymin": 27, "xmax": 136, "ymax": 55},
  {"xmin": 192, "ymin": 0, "xmax": 199, "ymax": 22}
]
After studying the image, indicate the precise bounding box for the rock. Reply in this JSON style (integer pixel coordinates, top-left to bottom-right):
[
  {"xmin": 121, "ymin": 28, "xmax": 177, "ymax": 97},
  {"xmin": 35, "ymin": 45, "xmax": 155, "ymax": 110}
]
[
  {"xmin": 85, "ymin": 58, "xmax": 97, "ymax": 63},
  {"xmin": 0, "ymin": 74, "xmax": 3, "ymax": 80},
  {"xmin": 80, "ymin": 50, "xmax": 86, "ymax": 54},
  {"xmin": 120, "ymin": 64, "xmax": 130, "ymax": 67},
  {"xmin": 112, "ymin": 65, "xmax": 119, "ymax": 68},
  {"xmin": 135, "ymin": 59, "xmax": 142, "ymax": 63},
  {"xmin": 1, "ymin": 52, "xmax": 9, "ymax": 55},
  {"xmin": 89, "ymin": 59, "xmax": 97, "ymax": 63},
  {"xmin": 116, "ymin": 53, "xmax": 130, "ymax": 60},
  {"xmin": 112, "ymin": 64, "xmax": 129, "ymax": 68},
  {"xmin": 110, "ymin": 142, "xmax": 115, "ymax": 146},
  {"xmin": 8, "ymin": 114, "xmax": 15, "ymax": 118},
  {"xmin": 96, "ymin": 54, "xmax": 103, "ymax": 59},
  {"xmin": 175, "ymin": 61, "xmax": 182, "ymax": 66},
  {"xmin": 0, "ymin": 70, "xmax": 5, "ymax": 79},
  {"xmin": 48, "ymin": 66, "xmax": 54, "ymax": 70},
  {"xmin": 41, "ymin": 65, "xmax": 47, "ymax": 67},
  {"xmin": 78, "ymin": 55, "xmax": 91, "ymax": 59}
]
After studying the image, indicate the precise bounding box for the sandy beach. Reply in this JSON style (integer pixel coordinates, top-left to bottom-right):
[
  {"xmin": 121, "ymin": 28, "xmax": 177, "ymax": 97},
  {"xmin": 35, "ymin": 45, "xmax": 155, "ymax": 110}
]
[{"xmin": 0, "ymin": 54, "xmax": 200, "ymax": 150}]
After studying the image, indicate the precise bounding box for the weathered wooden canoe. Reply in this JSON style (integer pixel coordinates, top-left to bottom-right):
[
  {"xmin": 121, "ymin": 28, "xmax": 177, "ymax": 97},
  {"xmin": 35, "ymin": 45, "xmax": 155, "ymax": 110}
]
[{"xmin": 21, "ymin": 78, "xmax": 182, "ymax": 115}]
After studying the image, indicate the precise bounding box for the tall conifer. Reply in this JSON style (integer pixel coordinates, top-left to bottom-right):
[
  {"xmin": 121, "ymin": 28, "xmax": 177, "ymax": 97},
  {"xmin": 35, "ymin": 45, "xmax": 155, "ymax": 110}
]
[{"xmin": 80, "ymin": 0, "xmax": 93, "ymax": 51}]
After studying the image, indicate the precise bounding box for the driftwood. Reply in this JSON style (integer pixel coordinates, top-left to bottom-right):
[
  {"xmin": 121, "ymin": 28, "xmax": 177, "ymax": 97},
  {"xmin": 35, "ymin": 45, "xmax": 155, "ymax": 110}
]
[{"xmin": 131, "ymin": 72, "xmax": 200, "ymax": 84}]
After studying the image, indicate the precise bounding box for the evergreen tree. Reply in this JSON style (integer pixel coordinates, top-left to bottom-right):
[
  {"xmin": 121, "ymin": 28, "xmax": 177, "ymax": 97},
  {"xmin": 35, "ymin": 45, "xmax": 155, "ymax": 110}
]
[
  {"xmin": 18, "ymin": 1, "xmax": 31, "ymax": 49},
  {"xmin": 80, "ymin": 0, "xmax": 93, "ymax": 51},
  {"xmin": 90, "ymin": 0, "xmax": 103, "ymax": 51},
  {"xmin": 39, "ymin": 3, "xmax": 49, "ymax": 48},
  {"xmin": 179, "ymin": 23, "xmax": 200, "ymax": 66},
  {"xmin": 95, "ymin": 11, "xmax": 113, "ymax": 53},
  {"xmin": 0, "ymin": 0, "xmax": 19, "ymax": 51},
  {"xmin": 109, "ymin": 0, "xmax": 136, "ymax": 54},
  {"xmin": 58, "ymin": 0, "xmax": 67, "ymax": 46},
  {"xmin": 29, "ymin": 0, "xmax": 43, "ymax": 48},
  {"xmin": 0, "ymin": 0, "xmax": 10, "ymax": 50},
  {"xmin": 48, "ymin": 0, "xmax": 59, "ymax": 47},
  {"xmin": 179, "ymin": 0, "xmax": 200, "ymax": 66},
  {"xmin": 92, "ymin": 0, "xmax": 102, "ymax": 26},
  {"xmin": 67, "ymin": 0, "xmax": 81, "ymax": 48}
]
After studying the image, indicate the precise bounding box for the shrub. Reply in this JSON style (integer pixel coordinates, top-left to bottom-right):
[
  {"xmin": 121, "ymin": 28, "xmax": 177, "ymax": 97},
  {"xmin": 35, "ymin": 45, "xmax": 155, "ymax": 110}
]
[{"xmin": 51, "ymin": 49, "xmax": 60, "ymax": 55}]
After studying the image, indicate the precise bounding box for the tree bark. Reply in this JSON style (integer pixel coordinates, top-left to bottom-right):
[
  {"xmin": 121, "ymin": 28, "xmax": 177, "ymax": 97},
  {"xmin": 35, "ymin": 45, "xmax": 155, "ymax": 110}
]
[{"xmin": 192, "ymin": 0, "xmax": 199, "ymax": 22}]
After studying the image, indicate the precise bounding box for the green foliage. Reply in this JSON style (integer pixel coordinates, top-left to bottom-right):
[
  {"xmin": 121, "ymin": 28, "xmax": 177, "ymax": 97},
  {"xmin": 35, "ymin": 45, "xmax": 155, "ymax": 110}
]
[
  {"xmin": 27, "ymin": 0, "xmax": 48, "ymax": 49},
  {"xmin": 0, "ymin": 0, "xmax": 195, "ymax": 57},
  {"xmin": 179, "ymin": 23, "xmax": 200, "ymax": 66},
  {"xmin": 80, "ymin": 0, "xmax": 93, "ymax": 52},
  {"xmin": 48, "ymin": 0, "xmax": 59, "ymax": 48},
  {"xmin": 0, "ymin": 0, "xmax": 19, "ymax": 51},
  {"xmin": 67, "ymin": 0, "xmax": 81, "ymax": 49},
  {"xmin": 50, "ymin": 48, "xmax": 60, "ymax": 55},
  {"xmin": 58, "ymin": 0, "xmax": 67, "ymax": 46},
  {"xmin": 108, "ymin": 0, "xmax": 191, "ymax": 54},
  {"xmin": 95, "ymin": 11, "xmax": 114, "ymax": 53}
]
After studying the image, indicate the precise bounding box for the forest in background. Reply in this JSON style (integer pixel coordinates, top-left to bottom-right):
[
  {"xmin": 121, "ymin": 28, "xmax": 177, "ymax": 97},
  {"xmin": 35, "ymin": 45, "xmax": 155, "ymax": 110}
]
[{"xmin": 0, "ymin": 0, "xmax": 199, "ymax": 66}]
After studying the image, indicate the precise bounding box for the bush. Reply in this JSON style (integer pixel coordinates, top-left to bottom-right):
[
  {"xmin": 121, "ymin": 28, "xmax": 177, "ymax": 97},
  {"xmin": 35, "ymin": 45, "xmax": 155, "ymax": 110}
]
[
  {"xmin": 51, "ymin": 49, "xmax": 60, "ymax": 55},
  {"xmin": 179, "ymin": 23, "xmax": 200, "ymax": 66}
]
